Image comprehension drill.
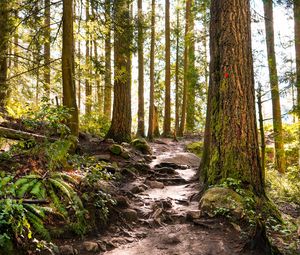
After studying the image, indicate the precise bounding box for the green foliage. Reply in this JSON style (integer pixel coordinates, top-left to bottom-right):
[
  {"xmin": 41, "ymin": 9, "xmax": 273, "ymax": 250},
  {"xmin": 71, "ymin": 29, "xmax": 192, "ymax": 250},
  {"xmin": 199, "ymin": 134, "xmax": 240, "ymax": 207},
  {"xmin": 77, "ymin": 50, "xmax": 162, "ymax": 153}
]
[
  {"xmin": 186, "ymin": 141, "xmax": 203, "ymax": 157},
  {"xmin": 80, "ymin": 114, "xmax": 110, "ymax": 138}
]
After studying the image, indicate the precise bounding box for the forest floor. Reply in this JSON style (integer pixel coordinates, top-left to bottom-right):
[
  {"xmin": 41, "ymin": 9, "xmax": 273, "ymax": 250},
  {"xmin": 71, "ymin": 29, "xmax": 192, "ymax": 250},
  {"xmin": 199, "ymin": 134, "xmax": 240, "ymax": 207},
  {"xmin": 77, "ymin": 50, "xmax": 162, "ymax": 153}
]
[{"xmin": 56, "ymin": 138, "xmax": 266, "ymax": 255}]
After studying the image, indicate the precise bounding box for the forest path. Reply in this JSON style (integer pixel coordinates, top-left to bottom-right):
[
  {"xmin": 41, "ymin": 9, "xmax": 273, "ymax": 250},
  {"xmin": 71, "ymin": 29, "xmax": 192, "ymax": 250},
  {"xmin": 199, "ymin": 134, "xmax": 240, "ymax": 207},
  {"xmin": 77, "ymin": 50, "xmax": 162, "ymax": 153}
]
[{"xmin": 99, "ymin": 139, "xmax": 256, "ymax": 255}]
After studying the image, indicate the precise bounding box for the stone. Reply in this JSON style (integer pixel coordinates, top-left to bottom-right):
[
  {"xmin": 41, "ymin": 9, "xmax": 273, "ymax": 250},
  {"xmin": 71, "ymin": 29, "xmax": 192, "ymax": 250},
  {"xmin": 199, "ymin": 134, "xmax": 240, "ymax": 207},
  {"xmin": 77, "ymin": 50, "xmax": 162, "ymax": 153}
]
[
  {"xmin": 59, "ymin": 245, "xmax": 75, "ymax": 255},
  {"xmin": 96, "ymin": 242, "xmax": 107, "ymax": 252},
  {"xmin": 157, "ymin": 152, "xmax": 200, "ymax": 168},
  {"xmin": 93, "ymin": 154, "xmax": 111, "ymax": 161},
  {"xmin": 121, "ymin": 150, "xmax": 130, "ymax": 159},
  {"xmin": 145, "ymin": 180, "xmax": 164, "ymax": 189},
  {"xmin": 109, "ymin": 144, "xmax": 124, "ymax": 155},
  {"xmin": 164, "ymin": 233, "xmax": 181, "ymax": 245},
  {"xmin": 115, "ymin": 195, "xmax": 130, "ymax": 208},
  {"xmin": 155, "ymin": 167, "xmax": 176, "ymax": 174},
  {"xmin": 106, "ymin": 138, "xmax": 115, "ymax": 143},
  {"xmin": 130, "ymin": 185, "xmax": 144, "ymax": 194},
  {"xmin": 131, "ymin": 138, "xmax": 152, "ymax": 154},
  {"xmin": 82, "ymin": 241, "xmax": 99, "ymax": 252},
  {"xmin": 121, "ymin": 168, "xmax": 136, "ymax": 178},
  {"xmin": 199, "ymin": 187, "xmax": 244, "ymax": 219},
  {"xmin": 121, "ymin": 208, "xmax": 138, "ymax": 222},
  {"xmin": 130, "ymin": 163, "xmax": 151, "ymax": 173},
  {"xmin": 186, "ymin": 210, "xmax": 201, "ymax": 221}
]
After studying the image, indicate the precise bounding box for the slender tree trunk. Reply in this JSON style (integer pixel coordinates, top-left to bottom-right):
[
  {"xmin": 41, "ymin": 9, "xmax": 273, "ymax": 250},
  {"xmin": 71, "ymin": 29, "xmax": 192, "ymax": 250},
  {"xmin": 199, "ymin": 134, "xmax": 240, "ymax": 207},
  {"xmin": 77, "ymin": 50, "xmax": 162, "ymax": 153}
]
[
  {"xmin": 85, "ymin": 0, "xmax": 92, "ymax": 115},
  {"xmin": 263, "ymin": 0, "xmax": 286, "ymax": 173},
  {"xmin": 0, "ymin": 0, "xmax": 10, "ymax": 112},
  {"xmin": 294, "ymin": 0, "xmax": 300, "ymax": 167},
  {"xmin": 148, "ymin": 0, "xmax": 156, "ymax": 140},
  {"xmin": 175, "ymin": 5, "xmax": 180, "ymax": 135},
  {"xmin": 163, "ymin": 0, "xmax": 171, "ymax": 137},
  {"xmin": 257, "ymin": 85, "xmax": 266, "ymax": 183},
  {"xmin": 201, "ymin": 0, "xmax": 264, "ymax": 195},
  {"xmin": 136, "ymin": 0, "xmax": 145, "ymax": 137},
  {"xmin": 104, "ymin": 0, "xmax": 112, "ymax": 120},
  {"xmin": 154, "ymin": 105, "xmax": 160, "ymax": 137},
  {"xmin": 77, "ymin": 40, "xmax": 81, "ymax": 113},
  {"xmin": 62, "ymin": 0, "xmax": 79, "ymax": 138},
  {"xmin": 44, "ymin": 0, "xmax": 51, "ymax": 97},
  {"xmin": 179, "ymin": 0, "xmax": 191, "ymax": 136},
  {"xmin": 186, "ymin": 0, "xmax": 196, "ymax": 132},
  {"xmin": 106, "ymin": 0, "xmax": 132, "ymax": 143}
]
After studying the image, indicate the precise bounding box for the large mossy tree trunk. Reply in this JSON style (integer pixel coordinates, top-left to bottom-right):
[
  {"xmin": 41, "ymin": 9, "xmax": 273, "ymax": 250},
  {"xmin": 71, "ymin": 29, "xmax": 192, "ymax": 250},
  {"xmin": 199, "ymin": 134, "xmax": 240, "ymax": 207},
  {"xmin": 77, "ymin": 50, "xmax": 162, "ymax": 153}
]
[
  {"xmin": 104, "ymin": 0, "xmax": 112, "ymax": 120},
  {"xmin": 136, "ymin": 0, "xmax": 145, "ymax": 137},
  {"xmin": 62, "ymin": 0, "xmax": 79, "ymax": 138},
  {"xmin": 147, "ymin": 0, "xmax": 156, "ymax": 140},
  {"xmin": 0, "ymin": 0, "xmax": 10, "ymax": 112},
  {"xmin": 201, "ymin": 0, "xmax": 264, "ymax": 195},
  {"xmin": 106, "ymin": 0, "xmax": 132, "ymax": 143},
  {"xmin": 263, "ymin": 0, "xmax": 286, "ymax": 174},
  {"xmin": 163, "ymin": 0, "xmax": 171, "ymax": 137}
]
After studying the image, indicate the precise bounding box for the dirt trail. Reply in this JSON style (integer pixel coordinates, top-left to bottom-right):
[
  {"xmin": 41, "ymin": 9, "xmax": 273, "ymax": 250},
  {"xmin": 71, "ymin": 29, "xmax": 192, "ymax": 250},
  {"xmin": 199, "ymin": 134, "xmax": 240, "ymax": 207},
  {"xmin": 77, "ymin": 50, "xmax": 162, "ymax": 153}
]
[{"xmin": 100, "ymin": 139, "xmax": 258, "ymax": 255}]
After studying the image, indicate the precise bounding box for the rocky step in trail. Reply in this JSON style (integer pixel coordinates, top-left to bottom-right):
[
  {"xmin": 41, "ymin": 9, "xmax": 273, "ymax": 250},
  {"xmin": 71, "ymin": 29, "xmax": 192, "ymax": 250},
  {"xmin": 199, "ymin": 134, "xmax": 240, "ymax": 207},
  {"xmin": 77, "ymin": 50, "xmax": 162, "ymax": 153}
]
[{"xmin": 59, "ymin": 139, "xmax": 263, "ymax": 255}]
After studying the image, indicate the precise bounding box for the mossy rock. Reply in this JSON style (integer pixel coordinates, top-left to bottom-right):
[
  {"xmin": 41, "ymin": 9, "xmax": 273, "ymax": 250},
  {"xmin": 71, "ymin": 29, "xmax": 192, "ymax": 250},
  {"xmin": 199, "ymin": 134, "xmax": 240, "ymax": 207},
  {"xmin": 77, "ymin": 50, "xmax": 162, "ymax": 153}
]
[
  {"xmin": 131, "ymin": 138, "xmax": 151, "ymax": 154},
  {"xmin": 186, "ymin": 141, "xmax": 203, "ymax": 157},
  {"xmin": 109, "ymin": 144, "xmax": 124, "ymax": 155},
  {"xmin": 199, "ymin": 187, "xmax": 245, "ymax": 219}
]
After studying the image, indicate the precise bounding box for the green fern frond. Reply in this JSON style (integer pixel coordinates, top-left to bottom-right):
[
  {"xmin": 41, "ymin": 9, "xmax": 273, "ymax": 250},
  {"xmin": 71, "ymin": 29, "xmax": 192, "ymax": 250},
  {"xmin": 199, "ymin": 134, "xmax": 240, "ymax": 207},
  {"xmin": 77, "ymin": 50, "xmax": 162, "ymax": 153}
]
[
  {"xmin": 23, "ymin": 203, "xmax": 45, "ymax": 218},
  {"xmin": 30, "ymin": 181, "xmax": 46, "ymax": 199},
  {"xmin": 52, "ymin": 173, "xmax": 79, "ymax": 185},
  {"xmin": 26, "ymin": 210, "xmax": 50, "ymax": 240},
  {"xmin": 49, "ymin": 178, "xmax": 72, "ymax": 200},
  {"xmin": 16, "ymin": 179, "xmax": 38, "ymax": 198},
  {"xmin": 14, "ymin": 174, "xmax": 40, "ymax": 187},
  {"xmin": 47, "ymin": 187, "xmax": 67, "ymax": 217}
]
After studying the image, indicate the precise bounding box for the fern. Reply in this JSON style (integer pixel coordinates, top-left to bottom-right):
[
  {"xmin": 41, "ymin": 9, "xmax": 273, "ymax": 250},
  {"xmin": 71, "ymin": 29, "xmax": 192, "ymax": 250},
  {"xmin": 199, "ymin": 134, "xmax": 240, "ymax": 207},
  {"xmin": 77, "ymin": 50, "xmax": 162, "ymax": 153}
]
[
  {"xmin": 16, "ymin": 179, "xmax": 38, "ymax": 197},
  {"xmin": 25, "ymin": 208, "xmax": 50, "ymax": 240},
  {"xmin": 30, "ymin": 181, "xmax": 46, "ymax": 199}
]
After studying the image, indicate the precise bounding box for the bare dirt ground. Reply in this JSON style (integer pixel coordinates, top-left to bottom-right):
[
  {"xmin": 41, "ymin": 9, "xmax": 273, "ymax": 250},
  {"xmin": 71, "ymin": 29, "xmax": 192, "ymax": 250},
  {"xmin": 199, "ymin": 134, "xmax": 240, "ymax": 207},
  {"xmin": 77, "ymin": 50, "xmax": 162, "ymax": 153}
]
[{"xmin": 57, "ymin": 138, "xmax": 266, "ymax": 255}]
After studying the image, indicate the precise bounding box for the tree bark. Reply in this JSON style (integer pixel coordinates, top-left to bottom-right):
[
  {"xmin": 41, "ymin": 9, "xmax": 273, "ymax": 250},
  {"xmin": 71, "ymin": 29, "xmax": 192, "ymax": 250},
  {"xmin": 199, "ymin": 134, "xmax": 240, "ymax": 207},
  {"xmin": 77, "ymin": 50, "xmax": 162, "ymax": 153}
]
[
  {"xmin": 179, "ymin": 0, "xmax": 192, "ymax": 136},
  {"xmin": 104, "ymin": 0, "xmax": 112, "ymax": 120},
  {"xmin": 163, "ymin": 0, "xmax": 171, "ymax": 137},
  {"xmin": 201, "ymin": 0, "xmax": 264, "ymax": 195},
  {"xmin": 136, "ymin": 0, "xmax": 145, "ymax": 137},
  {"xmin": 85, "ymin": 0, "xmax": 92, "ymax": 115},
  {"xmin": 175, "ymin": 4, "xmax": 180, "ymax": 135},
  {"xmin": 263, "ymin": 0, "xmax": 286, "ymax": 173},
  {"xmin": 62, "ymin": 0, "xmax": 79, "ymax": 138},
  {"xmin": 0, "ymin": 0, "xmax": 10, "ymax": 112},
  {"xmin": 106, "ymin": 0, "xmax": 132, "ymax": 143},
  {"xmin": 148, "ymin": 0, "xmax": 156, "ymax": 140},
  {"xmin": 44, "ymin": 0, "xmax": 51, "ymax": 97}
]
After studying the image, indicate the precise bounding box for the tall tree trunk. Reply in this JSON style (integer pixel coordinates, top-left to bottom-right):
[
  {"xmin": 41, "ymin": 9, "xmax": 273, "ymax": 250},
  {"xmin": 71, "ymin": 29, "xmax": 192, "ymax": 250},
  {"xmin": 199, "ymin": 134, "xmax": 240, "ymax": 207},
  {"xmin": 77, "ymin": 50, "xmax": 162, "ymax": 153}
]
[
  {"xmin": 186, "ymin": 0, "xmax": 196, "ymax": 132},
  {"xmin": 163, "ymin": 0, "xmax": 171, "ymax": 137},
  {"xmin": 77, "ymin": 40, "xmax": 81, "ymax": 113},
  {"xmin": 175, "ymin": 4, "xmax": 180, "ymax": 135},
  {"xmin": 0, "ymin": 0, "xmax": 10, "ymax": 112},
  {"xmin": 85, "ymin": 0, "xmax": 92, "ymax": 115},
  {"xmin": 294, "ymin": 0, "xmax": 300, "ymax": 167},
  {"xmin": 263, "ymin": 0, "xmax": 286, "ymax": 173},
  {"xmin": 106, "ymin": 0, "xmax": 132, "ymax": 143},
  {"xmin": 104, "ymin": 0, "xmax": 112, "ymax": 120},
  {"xmin": 201, "ymin": 0, "xmax": 264, "ymax": 195},
  {"xmin": 44, "ymin": 0, "xmax": 51, "ymax": 97},
  {"xmin": 179, "ymin": 0, "xmax": 192, "ymax": 136},
  {"xmin": 148, "ymin": 0, "xmax": 156, "ymax": 140},
  {"xmin": 136, "ymin": 0, "xmax": 145, "ymax": 137},
  {"xmin": 62, "ymin": 0, "xmax": 79, "ymax": 138}
]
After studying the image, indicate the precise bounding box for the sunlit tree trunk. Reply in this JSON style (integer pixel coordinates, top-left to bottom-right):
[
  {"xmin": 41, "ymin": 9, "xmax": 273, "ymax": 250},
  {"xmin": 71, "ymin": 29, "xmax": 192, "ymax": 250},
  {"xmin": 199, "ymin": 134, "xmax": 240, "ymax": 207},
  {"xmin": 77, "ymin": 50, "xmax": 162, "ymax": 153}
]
[
  {"xmin": 0, "ymin": 0, "xmax": 10, "ymax": 112},
  {"xmin": 106, "ymin": 0, "xmax": 132, "ymax": 143},
  {"xmin": 148, "ymin": 0, "xmax": 156, "ymax": 140},
  {"xmin": 136, "ymin": 0, "xmax": 145, "ymax": 137},
  {"xmin": 175, "ymin": 4, "xmax": 180, "ymax": 135},
  {"xmin": 104, "ymin": 0, "xmax": 112, "ymax": 120},
  {"xmin": 44, "ymin": 0, "xmax": 51, "ymax": 97},
  {"xmin": 263, "ymin": 0, "xmax": 286, "ymax": 173},
  {"xmin": 85, "ymin": 0, "xmax": 92, "ymax": 115},
  {"xmin": 62, "ymin": 0, "xmax": 79, "ymax": 138},
  {"xmin": 163, "ymin": 0, "xmax": 171, "ymax": 136}
]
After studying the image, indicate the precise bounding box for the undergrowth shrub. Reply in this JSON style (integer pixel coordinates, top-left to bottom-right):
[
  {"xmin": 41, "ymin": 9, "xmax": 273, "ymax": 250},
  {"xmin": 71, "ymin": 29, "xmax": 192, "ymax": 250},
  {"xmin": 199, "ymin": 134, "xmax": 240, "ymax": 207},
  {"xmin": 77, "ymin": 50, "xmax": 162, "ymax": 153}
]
[{"xmin": 80, "ymin": 113, "xmax": 110, "ymax": 138}]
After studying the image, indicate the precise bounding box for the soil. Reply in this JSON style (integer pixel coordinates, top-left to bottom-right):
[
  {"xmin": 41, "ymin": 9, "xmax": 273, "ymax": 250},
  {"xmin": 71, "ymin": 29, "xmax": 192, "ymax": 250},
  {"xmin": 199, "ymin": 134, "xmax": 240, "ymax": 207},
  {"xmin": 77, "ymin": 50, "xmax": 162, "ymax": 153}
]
[{"xmin": 57, "ymin": 138, "xmax": 267, "ymax": 255}]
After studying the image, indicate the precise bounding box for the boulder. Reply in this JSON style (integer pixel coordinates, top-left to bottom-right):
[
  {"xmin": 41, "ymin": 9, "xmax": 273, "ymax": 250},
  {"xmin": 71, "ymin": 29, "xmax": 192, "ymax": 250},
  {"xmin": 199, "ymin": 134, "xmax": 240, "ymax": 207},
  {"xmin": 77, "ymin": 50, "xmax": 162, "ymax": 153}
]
[
  {"xmin": 145, "ymin": 180, "xmax": 164, "ymax": 189},
  {"xmin": 82, "ymin": 241, "xmax": 99, "ymax": 252},
  {"xmin": 156, "ymin": 153, "xmax": 200, "ymax": 168},
  {"xmin": 199, "ymin": 187, "xmax": 244, "ymax": 219},
  {"xmin": 93, "ymin": 154, "xmax": 111, "ymax": 161},
  {"xmin": 115, "ymin": 195, "xmax": 130, "ymax": 208},
  {"xmin": 131, "ymin": 138, "xmax": 152, "ymax": 154},
  {"xmin": 121, "ymin": 208, "xmax": 138, "ymax": 222},
  {"xmin": 109, "ymin": 144, "xmax": 124, "ymax": 155},
  {"xmin": 59, "ymin": 245, "xmax": 76, "ymax": 255}
]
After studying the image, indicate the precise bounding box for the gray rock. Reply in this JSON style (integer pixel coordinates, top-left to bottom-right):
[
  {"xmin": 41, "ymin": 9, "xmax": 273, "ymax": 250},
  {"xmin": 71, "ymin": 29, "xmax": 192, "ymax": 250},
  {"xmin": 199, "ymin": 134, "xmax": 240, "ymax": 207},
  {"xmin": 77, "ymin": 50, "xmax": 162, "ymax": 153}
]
[
  {"xmin": 59, "ymin": 245, "xmax": 75, "ymax": 255},
  {"xmin": 115, "ymin": 195, "xmax": 130, "ymax": 208},
  {"xmin": 82, "ymin": 241, "xmax": 99, "ymax": 252},
  {"xmin": 121, "ymin": 208, "xmax": 138, "ymax": 222},
  {"xmin": 164, "ymin": 233, "xmax": 181, "ymax": 245},
  {"xmin": 145, "ymin": 180, "xmax": 164, "ymax": 189},
  {"xmin": 93, "ymin": 154, "xmax": 111, "ymax": 161},
  {"xmin": 186, "ymin": 210, "xmax": 201, "ymax": 221}
]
